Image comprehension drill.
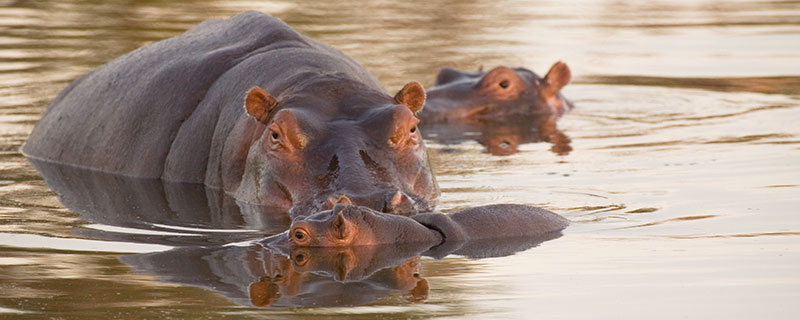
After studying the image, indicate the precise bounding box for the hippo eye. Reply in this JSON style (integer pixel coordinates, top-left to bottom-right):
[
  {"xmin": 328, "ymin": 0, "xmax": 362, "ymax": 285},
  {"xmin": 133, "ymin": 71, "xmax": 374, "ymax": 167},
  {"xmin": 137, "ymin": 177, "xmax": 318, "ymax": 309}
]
[
  {"xmin": 499, "ymin": 80, "xmax": 510, "ymax": 89},
  {"xmin": 410, "ymin": 126, "xmax": 417, "ymax": 134},
  {"xmin": 270, "ymin": 131, "xmax": 280, "ymax": 140},
  {"xmin": 291, "ymin": 228, "xmax": 310, "ymax": 244}
]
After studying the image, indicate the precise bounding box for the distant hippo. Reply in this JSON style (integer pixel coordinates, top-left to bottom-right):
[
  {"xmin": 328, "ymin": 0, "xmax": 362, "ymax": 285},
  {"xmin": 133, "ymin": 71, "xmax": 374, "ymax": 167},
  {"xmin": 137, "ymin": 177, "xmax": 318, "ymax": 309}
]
[
  {"xmin": 259, "ymin": 204, "xmax": 569, "ymax": 250},
  {"xmin": 22, "ymin": 11, "xmax": 438, "ymax": 218},
  {"xmin": 421, "ymin": 62, "xmax": 573, "ymax": 122}
]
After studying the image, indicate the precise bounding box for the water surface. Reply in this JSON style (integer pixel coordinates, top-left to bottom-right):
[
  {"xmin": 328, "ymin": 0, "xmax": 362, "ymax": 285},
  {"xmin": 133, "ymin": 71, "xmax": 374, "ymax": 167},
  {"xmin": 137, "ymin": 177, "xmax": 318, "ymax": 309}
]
[{"xmin": 1, "ymin": 0, "xmax": 799, "ymax": 319}]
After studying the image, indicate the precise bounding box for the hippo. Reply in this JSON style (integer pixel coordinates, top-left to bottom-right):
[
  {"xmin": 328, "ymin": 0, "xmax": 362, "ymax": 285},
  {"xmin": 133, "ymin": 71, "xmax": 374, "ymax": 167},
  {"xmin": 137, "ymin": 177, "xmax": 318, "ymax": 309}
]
[
  {"xmin": 421, "ymin": 62, "xmax": 573, "ymax": 122},
  {"xmin": 22, "ymin": 11, "xmax": 438, "ymax": 218},
  {"xmin": 258, "ymin": 204, "xmax": 569, "ymax": 253}
]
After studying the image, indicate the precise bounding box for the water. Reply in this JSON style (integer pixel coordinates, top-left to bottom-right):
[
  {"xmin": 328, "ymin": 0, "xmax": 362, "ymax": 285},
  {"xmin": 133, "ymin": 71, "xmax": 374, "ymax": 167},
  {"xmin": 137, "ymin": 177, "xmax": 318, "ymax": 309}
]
[{"xmin": 1, "ymin": 0, "xmax": 799, "ymax": 318}]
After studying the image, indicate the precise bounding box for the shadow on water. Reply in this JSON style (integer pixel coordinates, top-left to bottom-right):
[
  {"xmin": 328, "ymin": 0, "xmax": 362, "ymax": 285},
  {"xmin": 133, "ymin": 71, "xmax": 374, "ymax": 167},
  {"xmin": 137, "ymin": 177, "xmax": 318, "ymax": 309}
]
[
  {"xmin": 29, "ymin": 159, "xmax": 563, "ymax": 308},
  {"xmin": 421, "ymin": 114, "xmax": 572, "ymax": 156}
]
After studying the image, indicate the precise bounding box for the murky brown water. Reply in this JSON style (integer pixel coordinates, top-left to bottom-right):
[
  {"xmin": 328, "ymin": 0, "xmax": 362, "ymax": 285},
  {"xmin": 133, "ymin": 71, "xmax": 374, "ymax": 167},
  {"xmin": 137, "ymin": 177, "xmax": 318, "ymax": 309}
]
[{"xmin": 1, "ymin": 0, "xmax": 799, "ymax": 318}]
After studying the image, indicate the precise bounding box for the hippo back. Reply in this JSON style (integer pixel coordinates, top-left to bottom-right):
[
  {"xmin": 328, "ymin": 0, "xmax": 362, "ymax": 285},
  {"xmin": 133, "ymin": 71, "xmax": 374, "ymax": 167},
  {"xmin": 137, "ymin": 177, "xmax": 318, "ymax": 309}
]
[{"xmin": 23, "ymin": 11, "xmax": 381, "ymax": 181}]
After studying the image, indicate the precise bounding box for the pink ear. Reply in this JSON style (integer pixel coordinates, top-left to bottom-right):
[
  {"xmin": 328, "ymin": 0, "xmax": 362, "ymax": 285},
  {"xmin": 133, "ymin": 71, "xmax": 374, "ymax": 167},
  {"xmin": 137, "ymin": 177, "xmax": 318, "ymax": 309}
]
[
  {"xmin": 334, "ymin": 210, "xmax": 349, "ymax": 239},
  {"xmin": 541, "ymin": 61, "xmax": 571, "ymax": 98},
  {"xmin": 393, "ymin": 81, "xmax": 426, "ymax": 114},
  {"xmin": 244, "ymin": 86, "xmax": 278, "ymax": 123}
]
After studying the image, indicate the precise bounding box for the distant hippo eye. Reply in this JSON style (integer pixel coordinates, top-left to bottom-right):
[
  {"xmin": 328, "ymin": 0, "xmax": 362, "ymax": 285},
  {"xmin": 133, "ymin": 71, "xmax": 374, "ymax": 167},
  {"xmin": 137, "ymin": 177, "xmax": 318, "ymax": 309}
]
[
  {"xmin": 294, "ymin": 231, "xmax": 305, "ymax": 240},
  {"xmin": 499, "ymin": 80, "xmax": 510, "ymax": 89},
  {"xmin": 271, "ymin": 131, "xmax": 280, "ymax": 140},
  {"xmin": 410, "ymin": 126, "xmax": 417, "ymax": 134}
]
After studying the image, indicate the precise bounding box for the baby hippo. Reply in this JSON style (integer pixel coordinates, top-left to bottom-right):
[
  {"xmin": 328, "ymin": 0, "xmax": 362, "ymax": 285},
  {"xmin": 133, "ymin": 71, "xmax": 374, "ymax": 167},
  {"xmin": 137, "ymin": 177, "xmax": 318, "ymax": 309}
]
[
  {"xmin": 422, "ymin": 61, "xmax": 573, "ymax": 121},
  {"xmin": 259, "ymin": 203, "xmax": 569, "ymax": 248}
]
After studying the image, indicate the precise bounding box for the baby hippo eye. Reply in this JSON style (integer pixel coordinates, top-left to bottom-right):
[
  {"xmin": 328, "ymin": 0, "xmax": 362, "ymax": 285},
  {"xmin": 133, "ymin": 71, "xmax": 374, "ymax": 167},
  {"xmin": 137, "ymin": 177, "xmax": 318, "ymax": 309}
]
[
  {"xmin": 292, "ymin": 251, "xmax": 309, "ymax": 267},
  {"xmin": 410, "ymin": 126, "xmax": 417, "ymax": 134},
  {"xmin": 499, "ymin": 80, "xmax": 510, "ymax": 89},
  {"xmin": 291, "ymin": 227, "xmax": 310, "ymax": 244},
  {"xmin": 270, "ymin": 130, "xmax": 280, "ymax": 140}
]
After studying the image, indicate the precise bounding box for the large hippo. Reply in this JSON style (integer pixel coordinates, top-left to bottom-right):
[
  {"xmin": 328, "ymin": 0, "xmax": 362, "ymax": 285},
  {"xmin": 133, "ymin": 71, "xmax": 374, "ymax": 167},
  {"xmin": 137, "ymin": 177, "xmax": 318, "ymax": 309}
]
[
  {"xmin": 22, "ymin": 11, "xmax": 438, "ymax": 218},
  {"xmin": 421, "ymin": 62, "xmax": 573, "ymax": 122}
]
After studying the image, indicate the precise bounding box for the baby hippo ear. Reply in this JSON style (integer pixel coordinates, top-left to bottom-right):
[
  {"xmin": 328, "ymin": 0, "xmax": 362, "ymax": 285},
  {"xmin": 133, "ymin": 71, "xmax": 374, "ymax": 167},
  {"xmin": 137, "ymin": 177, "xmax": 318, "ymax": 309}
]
[
  {"xmin": 541, "ymin": 61, "xmax": 571, "ymax": 99},
  {"xmin": 244, "ymin": 86, "xmax": 278, "ymax": 123},
  {"xmin": 333, "ymin": 210, "xmax": 350, "ymax": 240},
  {"xmin": 393, "ymin": 81, "xmax": 426, "ymax": 115},
  {"xmin": 248, "ymin": 278, "xmax": 280, "ymax": 307}
]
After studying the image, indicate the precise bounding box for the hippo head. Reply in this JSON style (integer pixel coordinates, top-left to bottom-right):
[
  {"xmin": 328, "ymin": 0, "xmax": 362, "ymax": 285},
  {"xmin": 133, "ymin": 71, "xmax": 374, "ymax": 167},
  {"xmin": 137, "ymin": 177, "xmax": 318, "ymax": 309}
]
[
  {"xmin": 236, "ymin": 77, "xmax": 438, "ymax": 218},
  {"xmin": 425, "ymin": 61, "xmax": 573, "ymax": 119},
  {"xmin": 256, "ymin": 204, "xmax": 431, "ymax": 248},
  {"xmin": 286, "ymin": 205, "xmax": 381, "ymax": 247}
]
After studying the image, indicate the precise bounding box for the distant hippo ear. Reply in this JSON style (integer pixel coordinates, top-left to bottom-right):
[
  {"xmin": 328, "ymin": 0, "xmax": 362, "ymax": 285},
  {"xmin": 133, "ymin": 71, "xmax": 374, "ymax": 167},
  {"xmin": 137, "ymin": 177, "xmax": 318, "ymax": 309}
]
[
  {"xmin": 435, "ymin": 67, "xmax": 466, "ymax": 86},
  {"xmin": 244, "ymin": 86, "xmax": 278, "ymax": 123},
  {"xmin": 393, "ymin": 81, "xmax": 426, "ymax": 115},
  {"xmin": 541, "ymin": 61, "xmax": 571, "ymax": 99}
]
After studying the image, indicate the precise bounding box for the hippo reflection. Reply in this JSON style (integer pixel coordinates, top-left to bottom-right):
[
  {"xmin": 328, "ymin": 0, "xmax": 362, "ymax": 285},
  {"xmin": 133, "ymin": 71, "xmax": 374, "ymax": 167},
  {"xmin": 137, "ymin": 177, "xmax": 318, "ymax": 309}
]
[
  {"xmin": 421, "ymin": 113, "xmax": 572, "ymax": 156},
  {"xmin": 22, "ymin": 11, "xmax": 438, "ymax": 218},
  {"xmin": 27, "ymin": 159, "xmax": 289, "ymax": 245},
  {"xmin": 122, "ymin": 206, "xmax": 566, "ymax": 308},
  {"xmin": 30, "ymin": 159, "xmax": 568, "ymax": 308}
]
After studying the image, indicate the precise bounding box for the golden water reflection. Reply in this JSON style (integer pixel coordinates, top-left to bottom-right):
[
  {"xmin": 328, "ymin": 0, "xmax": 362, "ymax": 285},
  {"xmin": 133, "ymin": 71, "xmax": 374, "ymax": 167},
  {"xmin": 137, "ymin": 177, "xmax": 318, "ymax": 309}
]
[{"xmin": 1, "ymin": 0, "xmax": 799, "ymax": 318}]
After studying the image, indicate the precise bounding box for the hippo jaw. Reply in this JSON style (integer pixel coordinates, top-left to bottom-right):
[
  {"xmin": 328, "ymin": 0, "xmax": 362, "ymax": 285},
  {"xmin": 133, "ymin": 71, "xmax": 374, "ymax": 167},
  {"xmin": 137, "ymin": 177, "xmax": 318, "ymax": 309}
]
[{"xmin": 235, "ymin": 80, "xmax": 439, "ymax": 218}]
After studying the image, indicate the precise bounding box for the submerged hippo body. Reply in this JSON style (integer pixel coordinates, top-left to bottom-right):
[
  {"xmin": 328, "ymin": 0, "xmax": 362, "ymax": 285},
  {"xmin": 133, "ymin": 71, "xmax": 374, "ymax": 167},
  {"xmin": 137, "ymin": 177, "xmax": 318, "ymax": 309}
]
[
  {"xmin": 422, "ymin": 62, "xmax": 573, "ymax": 122},
  {"xmin": 259, "ymin": 204, "xmax": 569, "ymax": 254},
  {"xmin": 23, "ymin": 12, "xmax": 438, "ymax": 217}
]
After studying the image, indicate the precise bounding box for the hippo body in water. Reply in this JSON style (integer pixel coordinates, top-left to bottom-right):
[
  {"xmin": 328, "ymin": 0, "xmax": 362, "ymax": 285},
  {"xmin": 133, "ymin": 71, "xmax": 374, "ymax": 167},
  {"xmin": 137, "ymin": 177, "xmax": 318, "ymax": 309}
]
[
  {"xmin": 259, "ymin": 204, "xmax": 569, "ymax": 255},
  {"xmin": 421, "ymin": 62, "xmax": 573, "ymax": 122},
  {"xmin": 23, "ymin": 11, "xmax": 438, "ymax": 217}
]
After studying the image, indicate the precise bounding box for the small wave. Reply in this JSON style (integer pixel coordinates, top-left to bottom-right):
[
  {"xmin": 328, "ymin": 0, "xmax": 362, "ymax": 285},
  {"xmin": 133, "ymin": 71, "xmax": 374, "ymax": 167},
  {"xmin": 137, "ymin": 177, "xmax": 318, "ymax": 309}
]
[{"xmin": 579, "ymin": 75, "xmax": 800, "ymax": 95}]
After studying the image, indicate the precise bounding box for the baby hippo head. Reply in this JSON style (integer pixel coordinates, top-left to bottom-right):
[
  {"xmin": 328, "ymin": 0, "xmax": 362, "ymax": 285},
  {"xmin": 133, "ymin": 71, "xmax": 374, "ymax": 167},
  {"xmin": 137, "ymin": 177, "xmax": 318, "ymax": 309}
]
[
  {"xmin": 288, "ymin": 205, "xmax": 379, "ymax": 247},
  {"xmin": 287, "ymin": 204, "xmax": 430, "ymax": 247}
]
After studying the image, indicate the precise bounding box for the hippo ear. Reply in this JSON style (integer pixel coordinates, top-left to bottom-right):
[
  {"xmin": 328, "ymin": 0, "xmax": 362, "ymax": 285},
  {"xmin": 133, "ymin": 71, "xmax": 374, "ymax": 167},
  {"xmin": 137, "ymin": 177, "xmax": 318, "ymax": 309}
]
[
  {"xmin": 407, "ymin": 278, "xmax": 430, "ymax": 303},
  {"xmin": 541, "ymin": 61, "xmax": 571, "ymax": 99},
  {"xmin": 393, "ymin": 81, "xmax": 426, "ymax": 115},
  {"xmin": 248, "ymin": 278, "xmax": 280, "ymax": 307},
  {"xmin": 244, "ymin": 86, "xmax": 278, "ymax": 123},
  {"xmin": 333, "ymin": 210, "xmax": 350, "ymax": 240}
]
